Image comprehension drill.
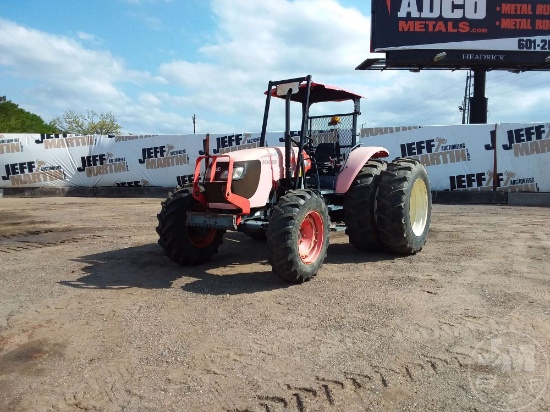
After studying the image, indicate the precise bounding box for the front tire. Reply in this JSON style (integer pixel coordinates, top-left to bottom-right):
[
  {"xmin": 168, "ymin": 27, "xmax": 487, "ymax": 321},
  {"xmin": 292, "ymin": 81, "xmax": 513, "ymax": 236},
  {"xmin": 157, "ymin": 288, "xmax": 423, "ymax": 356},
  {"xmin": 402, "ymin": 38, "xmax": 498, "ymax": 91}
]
[
  {"xmin": 156, "ymin": 188, "xmax": 225, "ymax": 265},
  {"xmin": 376, "ymin": 158, "xmax": 431, "ymax": 255},
  {"xmin": 267, "ymin": 190, "xmax": 330, "ymax": 283}
]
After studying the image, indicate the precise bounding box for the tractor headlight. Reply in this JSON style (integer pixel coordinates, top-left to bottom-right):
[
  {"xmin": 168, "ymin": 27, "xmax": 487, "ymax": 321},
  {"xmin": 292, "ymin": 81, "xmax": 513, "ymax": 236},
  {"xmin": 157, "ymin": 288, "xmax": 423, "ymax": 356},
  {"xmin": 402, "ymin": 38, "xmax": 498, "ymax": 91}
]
[
  {"xmin": 219, "ymin": 165, "xmax": 245, "ymax": 180},
  {"xmin": 205, "ymin": 162, "xmax": 246, "ymax": 181},
  {"xmin": 232, "ymin": 165, "xmax": 245, "ymax": 180}
]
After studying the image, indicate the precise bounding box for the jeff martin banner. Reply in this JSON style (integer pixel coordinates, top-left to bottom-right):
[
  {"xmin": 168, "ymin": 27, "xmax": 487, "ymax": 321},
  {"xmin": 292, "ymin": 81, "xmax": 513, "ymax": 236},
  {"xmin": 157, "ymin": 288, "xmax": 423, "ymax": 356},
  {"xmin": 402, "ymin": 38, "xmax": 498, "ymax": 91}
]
[
  {"xmin": 1, "ymin": 123, "xmax": 549, "ymax": 191},
  {"xmin": 0, "ymin": 132, "xmax": 281, "ymax": 189},
  {"xmin": 361, "ymin": 123, "xmax": 550, "ymax": 192},
  {"xmin": 371, "ymin": 0, "xmax": 550, "ymax": 51}
]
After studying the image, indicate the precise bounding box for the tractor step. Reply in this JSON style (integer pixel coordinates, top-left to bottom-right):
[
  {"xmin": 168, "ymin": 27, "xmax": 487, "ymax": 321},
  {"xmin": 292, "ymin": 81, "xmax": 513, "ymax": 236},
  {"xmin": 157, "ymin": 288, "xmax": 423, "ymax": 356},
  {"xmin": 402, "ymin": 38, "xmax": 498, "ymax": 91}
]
[
  {"xmin": 330, "ymin": 223, "xmax": 346, "ymax": 232},
  {"xmin": 186, "ymin": 211, "xmax": 238, "ymax": 230}
]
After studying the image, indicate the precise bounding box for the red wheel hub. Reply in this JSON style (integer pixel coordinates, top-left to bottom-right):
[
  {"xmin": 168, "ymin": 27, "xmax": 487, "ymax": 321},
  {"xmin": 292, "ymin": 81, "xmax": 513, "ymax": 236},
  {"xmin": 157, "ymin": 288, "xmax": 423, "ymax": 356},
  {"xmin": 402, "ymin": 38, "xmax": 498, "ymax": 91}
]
[
  {"xmin": 298, "ymin": 211, "xmax": 325, "ymax": 264},
  {"xmin": 187, "ymin": 204, "xmax": 216, "ymax": 247}
]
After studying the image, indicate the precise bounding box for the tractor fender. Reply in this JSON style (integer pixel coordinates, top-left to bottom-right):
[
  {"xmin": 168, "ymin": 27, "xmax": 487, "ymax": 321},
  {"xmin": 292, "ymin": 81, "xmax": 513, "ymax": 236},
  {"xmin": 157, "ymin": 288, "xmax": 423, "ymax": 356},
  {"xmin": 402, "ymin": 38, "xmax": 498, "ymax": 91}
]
[{"xmin": 335, "ymin": 146, "xmax": 389, "ymax": 193}]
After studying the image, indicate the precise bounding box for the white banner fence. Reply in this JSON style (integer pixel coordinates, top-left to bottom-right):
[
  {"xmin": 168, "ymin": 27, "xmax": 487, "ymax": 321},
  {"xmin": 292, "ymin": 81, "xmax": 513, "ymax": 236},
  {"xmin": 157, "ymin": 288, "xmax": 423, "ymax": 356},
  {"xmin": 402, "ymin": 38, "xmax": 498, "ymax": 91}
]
[
  {"xmin": 360, "ymin": 122, "xmax": 550, "ymax": 192},
  {"xmin": 1, "ymin": 123, "xmax": 549, "ymax": 192}
]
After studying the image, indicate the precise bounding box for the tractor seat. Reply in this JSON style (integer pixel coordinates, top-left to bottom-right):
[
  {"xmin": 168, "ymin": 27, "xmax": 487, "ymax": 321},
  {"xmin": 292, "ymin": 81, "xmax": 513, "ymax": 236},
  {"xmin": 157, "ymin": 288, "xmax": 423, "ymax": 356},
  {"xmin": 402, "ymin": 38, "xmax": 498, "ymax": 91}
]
[{"xmin": 313, "ymin": 142, "xmax": 340, "ymax": 172}]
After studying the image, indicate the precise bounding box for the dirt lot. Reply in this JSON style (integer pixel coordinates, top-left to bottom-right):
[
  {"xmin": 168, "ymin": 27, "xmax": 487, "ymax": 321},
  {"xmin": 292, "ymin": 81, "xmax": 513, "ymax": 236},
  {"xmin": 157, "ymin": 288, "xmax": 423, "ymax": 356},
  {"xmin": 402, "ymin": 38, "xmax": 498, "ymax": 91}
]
[{"xmin": 0, "ymin": 196, "xmax": 549, "ymax": 412}]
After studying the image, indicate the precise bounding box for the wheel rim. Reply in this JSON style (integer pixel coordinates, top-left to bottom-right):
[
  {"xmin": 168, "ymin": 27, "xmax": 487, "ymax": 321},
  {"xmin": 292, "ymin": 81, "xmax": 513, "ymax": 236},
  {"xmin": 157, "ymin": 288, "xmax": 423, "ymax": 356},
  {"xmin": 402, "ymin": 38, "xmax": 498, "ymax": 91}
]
[
  {"xmin": 298, "ymin": 211, "xmax": 325, "ymax": 264},
  {"xmin": 409, "ymin": 177, "xmax": 429, "ymax": 237},
  {"xmin": 187, "ymin": 205, "xmax": 216, "ymax": 248}
]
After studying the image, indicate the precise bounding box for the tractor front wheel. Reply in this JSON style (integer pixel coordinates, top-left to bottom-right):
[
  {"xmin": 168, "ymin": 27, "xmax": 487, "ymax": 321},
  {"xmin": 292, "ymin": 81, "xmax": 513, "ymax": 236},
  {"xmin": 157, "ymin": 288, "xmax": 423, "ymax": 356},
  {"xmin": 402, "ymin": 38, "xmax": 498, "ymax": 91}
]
[
  {"xmin": 267, "ymin": 190, "xmax": 330, "ymax": 283},
  {"xmin": 156, "ymin": 188, "xmax": 225, "ymax": 265}
]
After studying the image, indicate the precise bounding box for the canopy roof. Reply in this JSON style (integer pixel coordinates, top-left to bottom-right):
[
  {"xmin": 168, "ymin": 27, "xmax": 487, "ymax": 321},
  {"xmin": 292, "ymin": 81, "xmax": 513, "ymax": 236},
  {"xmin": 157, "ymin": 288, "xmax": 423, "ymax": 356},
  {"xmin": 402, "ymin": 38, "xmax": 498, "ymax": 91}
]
[{"xmin": 269, "ymin": 82, "xmax": 362, "ymax": 104}]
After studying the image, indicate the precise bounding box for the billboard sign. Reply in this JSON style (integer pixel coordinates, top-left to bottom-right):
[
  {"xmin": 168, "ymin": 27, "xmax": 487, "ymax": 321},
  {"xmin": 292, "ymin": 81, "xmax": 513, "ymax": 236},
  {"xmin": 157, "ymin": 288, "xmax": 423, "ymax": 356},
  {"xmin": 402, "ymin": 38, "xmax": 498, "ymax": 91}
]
[{"xmin": 371, "ymin": 0, "xmax": 550, "ymax": 52}]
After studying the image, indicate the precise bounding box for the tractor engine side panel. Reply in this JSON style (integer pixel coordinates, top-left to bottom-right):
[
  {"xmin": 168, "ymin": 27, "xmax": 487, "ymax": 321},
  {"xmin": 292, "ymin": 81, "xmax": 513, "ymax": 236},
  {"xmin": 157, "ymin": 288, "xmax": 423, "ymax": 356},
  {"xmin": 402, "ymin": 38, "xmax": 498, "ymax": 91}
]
[{"xmin": 246, "ymin": 147, "xmax": 285, "ymax": 208}]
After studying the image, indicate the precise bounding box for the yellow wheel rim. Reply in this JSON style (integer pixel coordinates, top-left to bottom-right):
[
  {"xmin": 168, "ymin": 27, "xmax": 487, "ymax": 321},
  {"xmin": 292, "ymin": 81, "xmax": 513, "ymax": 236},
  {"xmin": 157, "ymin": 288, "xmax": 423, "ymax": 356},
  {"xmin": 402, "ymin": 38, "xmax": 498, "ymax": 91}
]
[{"xmin": 409, "ymin": 177, "xmax": 429, "ymax": 237}]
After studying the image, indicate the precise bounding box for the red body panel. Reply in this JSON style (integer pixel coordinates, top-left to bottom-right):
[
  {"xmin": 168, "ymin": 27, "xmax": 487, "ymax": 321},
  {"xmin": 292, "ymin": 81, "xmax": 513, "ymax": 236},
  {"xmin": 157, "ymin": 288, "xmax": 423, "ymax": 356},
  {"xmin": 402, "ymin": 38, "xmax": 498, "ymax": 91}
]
[{"xmin": 335, "ymin": 147, "xmax": 389, "ymax": 193}]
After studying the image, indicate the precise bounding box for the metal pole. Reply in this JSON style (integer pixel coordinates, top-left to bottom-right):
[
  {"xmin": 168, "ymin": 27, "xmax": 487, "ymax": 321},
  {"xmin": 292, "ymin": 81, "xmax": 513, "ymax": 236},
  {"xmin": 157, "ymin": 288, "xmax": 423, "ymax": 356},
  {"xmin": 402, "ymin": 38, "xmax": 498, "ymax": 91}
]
[
  {"xmin": 461, "ymin": 73, "xmax": 468, "ymax": 124},
  {"xmin": 260, "ymin": 82, "xmax": 273, "ymax": 148},
  {"xmin": 469, "ymin": 69, "xmax": 488, "ymax": 124},
  {"xmin": 352, "ymin": 98, "xmax": 360, "ymax": 146},
  {"xmin": 466, "ymin": 71, "xmax": 472, "ymax": 123},
  {"xmin": 284, "ymin": 89, "xmax": 292, "ymax": 189}
]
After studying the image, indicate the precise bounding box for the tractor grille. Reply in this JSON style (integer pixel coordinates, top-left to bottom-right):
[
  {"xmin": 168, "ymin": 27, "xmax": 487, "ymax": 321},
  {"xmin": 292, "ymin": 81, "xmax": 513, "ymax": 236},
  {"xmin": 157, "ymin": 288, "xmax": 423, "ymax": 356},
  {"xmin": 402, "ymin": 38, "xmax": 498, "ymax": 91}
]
[
  {"xmin": 204, "ymin": 182, "xmax": 228, "ymax": 203},
  {"xmin": 203, "ymin": 160, "xmax": 261, "ymax": 205}
]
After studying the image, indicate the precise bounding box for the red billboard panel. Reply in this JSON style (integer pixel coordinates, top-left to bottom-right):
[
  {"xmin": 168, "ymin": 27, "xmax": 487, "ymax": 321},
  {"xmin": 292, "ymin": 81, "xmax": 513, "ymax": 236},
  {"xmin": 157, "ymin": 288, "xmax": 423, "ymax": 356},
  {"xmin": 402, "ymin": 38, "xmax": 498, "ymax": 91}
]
[{"xmin": 371, "ymin": 0, "xmax": 550, "ymax": 52}]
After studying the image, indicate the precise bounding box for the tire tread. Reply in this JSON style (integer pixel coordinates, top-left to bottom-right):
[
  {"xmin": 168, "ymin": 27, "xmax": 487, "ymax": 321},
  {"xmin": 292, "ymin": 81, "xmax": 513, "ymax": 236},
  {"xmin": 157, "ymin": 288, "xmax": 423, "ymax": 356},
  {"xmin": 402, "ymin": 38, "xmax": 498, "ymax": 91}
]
[
  {"xmin": 376, "ymin": 158, "xmax": 431, "ymax": 255},
  {"xmin": 156, "ymin": 188, "xmax": 224, "ymax": 265},
  {"xmin": 267, "ymin": 190, "xmax": 329, "ymax": 283}
]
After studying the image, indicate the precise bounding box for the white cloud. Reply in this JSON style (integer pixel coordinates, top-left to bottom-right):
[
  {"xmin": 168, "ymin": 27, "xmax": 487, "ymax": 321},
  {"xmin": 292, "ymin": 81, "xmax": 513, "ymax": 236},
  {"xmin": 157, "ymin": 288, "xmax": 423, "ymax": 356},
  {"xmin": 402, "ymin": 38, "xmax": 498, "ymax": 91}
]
[
  {"xmin": 0, "ymin": 18, "xmax": 147, "ymax": 89},
  {"xmin": 1, "ymin": 0, "xmax": 548, "ymax": 136},
  {"xmin": 77, "ymin": 31, "xmax": 102, "ymax": 46},
  {"xmin": 127, "ymin": 12, "xmax": 164, "ymax": 30},
  {"xmin": 156, "ymin": 0, "xmax": 380, "ymax": 132},
  {"xmin": 203, "ymin": 0, "xmax": 372, "ymax": 74},
  {"xmin": 0, "ymin": 17, "xmax": 166, "ymax": 132},
  {"xmin": 138, "ymin": 92, "xmax": 162, "ymax": 106}
]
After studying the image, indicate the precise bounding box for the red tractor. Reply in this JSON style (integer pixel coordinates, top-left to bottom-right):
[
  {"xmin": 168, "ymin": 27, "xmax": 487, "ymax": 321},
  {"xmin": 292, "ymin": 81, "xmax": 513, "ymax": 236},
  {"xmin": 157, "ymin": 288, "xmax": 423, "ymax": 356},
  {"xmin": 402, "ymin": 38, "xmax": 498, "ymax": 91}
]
[{"xmin": 157, "ymin": 76, "xmax": 431, "ymax": 282}]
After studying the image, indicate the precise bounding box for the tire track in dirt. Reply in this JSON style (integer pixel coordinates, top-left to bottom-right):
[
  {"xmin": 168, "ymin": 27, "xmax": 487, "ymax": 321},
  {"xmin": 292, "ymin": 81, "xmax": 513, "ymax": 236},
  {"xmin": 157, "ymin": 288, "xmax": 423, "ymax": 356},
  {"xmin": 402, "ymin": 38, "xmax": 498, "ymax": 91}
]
[
  {"xmin": 398, "ymin": 313, "xmax": 550, "ymax": 343},
  {"xmin": 0, "ymin": 233, "xmax": 105, "ymax": 253},
  {"xmin": 232, "ymin": 357, "xmax": 451, "ymax": 411},
  {"xmin": 0, "ymin": 229, "xmax": 57, "ymax": 239}
]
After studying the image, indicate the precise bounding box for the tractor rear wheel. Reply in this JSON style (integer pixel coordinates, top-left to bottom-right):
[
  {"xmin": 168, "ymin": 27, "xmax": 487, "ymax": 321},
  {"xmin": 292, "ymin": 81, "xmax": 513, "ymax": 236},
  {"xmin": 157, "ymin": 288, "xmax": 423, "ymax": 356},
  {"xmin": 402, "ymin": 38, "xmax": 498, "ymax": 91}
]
[
  {"xmin": 375, "ymin": 158, "xmax": 431, "ymax": 255},
  {"xmin": 343, "ymin": 158, "xmax": 387, "ymax": 251},
  {"xmin": 267, "ymin": 190, "xmax": 330, "ymax": 283},
  {"xmin": 156, "ymin": 188, "xmax": 225, "ymax": 265}
]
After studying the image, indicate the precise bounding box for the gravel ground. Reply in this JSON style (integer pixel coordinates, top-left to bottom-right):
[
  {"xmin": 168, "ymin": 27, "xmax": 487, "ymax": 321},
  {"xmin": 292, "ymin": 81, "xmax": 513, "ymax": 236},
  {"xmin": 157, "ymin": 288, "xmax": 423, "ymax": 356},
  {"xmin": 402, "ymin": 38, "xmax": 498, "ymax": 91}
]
[{"xmin": 0, "ymin": 197, "xmax": 549, "ymax": 412}]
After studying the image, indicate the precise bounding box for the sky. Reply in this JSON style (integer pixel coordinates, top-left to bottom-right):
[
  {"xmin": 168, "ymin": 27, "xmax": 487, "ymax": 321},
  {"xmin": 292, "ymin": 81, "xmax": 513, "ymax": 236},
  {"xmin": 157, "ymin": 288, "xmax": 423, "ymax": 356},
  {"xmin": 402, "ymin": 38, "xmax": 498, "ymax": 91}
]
[{"xmin": 1, "ymin": 0, "xmax": 549, "ymax": 135}]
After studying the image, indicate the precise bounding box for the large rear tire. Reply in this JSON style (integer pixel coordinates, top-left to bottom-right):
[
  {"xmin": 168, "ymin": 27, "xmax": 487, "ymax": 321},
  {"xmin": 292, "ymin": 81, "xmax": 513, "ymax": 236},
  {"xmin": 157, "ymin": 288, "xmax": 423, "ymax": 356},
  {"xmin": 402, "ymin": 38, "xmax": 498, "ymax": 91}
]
[
  {"xmin": 343, "ymin": 158, "xmax": 387, "ymax": 251},
  {"xmin": 267, "ymin": 190, "xmax": 330, "ymax": 283},
  {"xmin": 156, "ymin": 188, "xmax": 225, "ymax": 265},
  {"xmin": 376, "ymin": 158, "xmax": 431, "ymax": 255}
]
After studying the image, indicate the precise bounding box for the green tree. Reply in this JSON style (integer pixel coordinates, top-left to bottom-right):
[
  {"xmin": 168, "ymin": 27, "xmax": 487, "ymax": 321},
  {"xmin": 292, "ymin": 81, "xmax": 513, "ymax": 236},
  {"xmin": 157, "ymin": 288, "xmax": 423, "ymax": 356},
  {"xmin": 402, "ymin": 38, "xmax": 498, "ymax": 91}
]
[
  {"xmin": 51, "ymin": 110, "xmax": 122, "ymax": 135},
  {"xmin": 0, "ymin": 101, "xmax": 56, "ymax": 133}
]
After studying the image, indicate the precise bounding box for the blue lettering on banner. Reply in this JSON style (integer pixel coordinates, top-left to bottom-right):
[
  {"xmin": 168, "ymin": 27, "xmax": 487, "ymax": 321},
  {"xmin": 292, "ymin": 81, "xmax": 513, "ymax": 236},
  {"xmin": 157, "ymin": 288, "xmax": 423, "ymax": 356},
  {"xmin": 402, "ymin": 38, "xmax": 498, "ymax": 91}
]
[
  {"xmin": 35, "ymin": 133, "xmax": 68, "ymax": 144},
  {"xmin": 448, "ymin": 170, "xmax": 538, "ymax": 192},
  {"xmin": 200, "ymin": 134, "xmax": 260, "ymax": 155},
  {"xmin": 177, "ymin": 174, "xmax": 195, "ymax": 186},
  {"xmin": 501, "ymin": 124, "xmax": 550, "ymax": 157},
  {"xmin": 2, "ymin": 161, "xmax": 36, "ymax": 180},
  {"xmin": 139, "ymin": 145, "xmax": 189, "ymax": 169},
  {"xmin": 399, "ymin": 137, "xmax": 470, "ymax": 166},
  {"xmin": 1, "ymin": 160, "xmax": 66, "ymax": 185}
]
